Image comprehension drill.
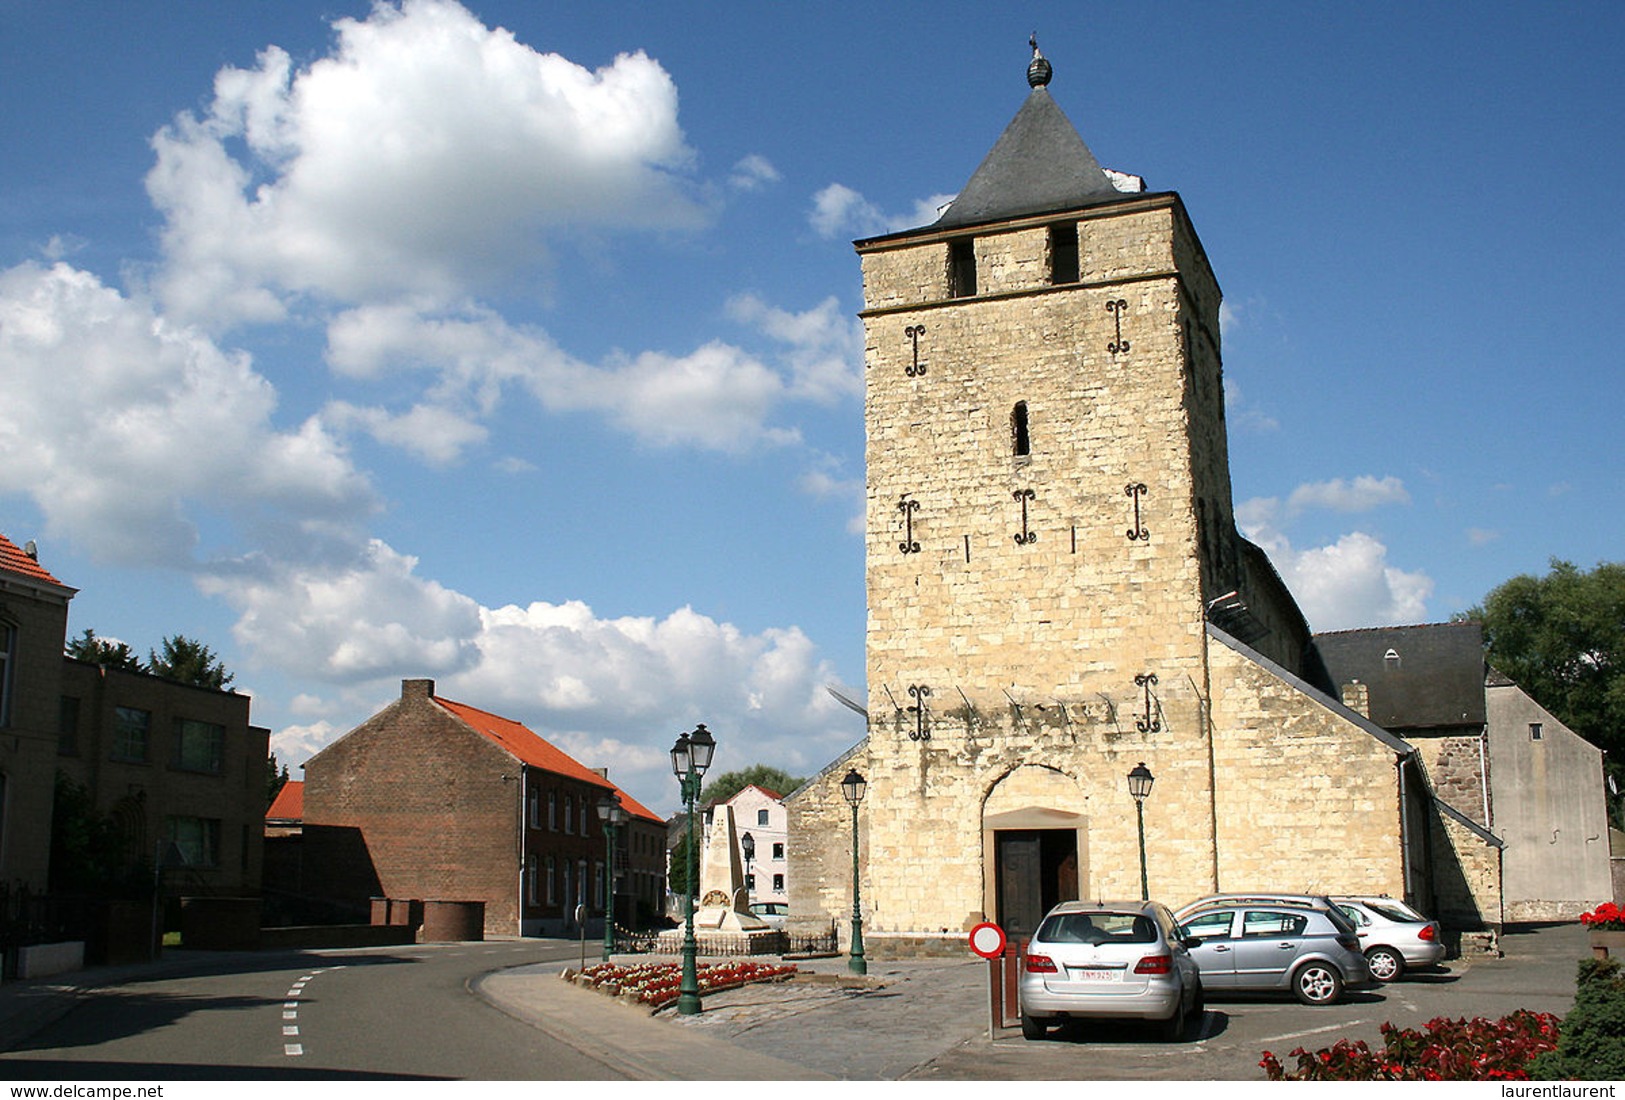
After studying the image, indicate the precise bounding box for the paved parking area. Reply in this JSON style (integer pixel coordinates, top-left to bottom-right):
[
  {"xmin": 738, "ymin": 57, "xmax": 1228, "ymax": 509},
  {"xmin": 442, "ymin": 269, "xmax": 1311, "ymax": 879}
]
[{"xmin": 661, "ymin": 922, "xmax": 1588, "ymax": 1080}]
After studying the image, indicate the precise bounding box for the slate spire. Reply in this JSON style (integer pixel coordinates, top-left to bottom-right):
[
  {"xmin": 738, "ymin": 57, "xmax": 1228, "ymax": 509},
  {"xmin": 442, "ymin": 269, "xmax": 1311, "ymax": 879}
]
[{"xmin": 933, "ymin": 38, "xmax": 1122, "ymax": 229}]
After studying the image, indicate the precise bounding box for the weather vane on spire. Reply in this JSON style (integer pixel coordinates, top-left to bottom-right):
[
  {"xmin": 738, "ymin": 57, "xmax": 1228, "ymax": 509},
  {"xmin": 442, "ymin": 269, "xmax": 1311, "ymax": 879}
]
[{"xmin": 1027, "ymin": 32, "xmax": 1052, "ymax": 88}]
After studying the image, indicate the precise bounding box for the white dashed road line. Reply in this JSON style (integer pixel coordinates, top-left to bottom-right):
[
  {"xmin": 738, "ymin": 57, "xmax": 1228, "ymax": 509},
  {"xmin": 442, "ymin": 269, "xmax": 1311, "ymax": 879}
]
[{"xmin": 281, "ymin": 966, "xmax": 344, "ymax": 1057}]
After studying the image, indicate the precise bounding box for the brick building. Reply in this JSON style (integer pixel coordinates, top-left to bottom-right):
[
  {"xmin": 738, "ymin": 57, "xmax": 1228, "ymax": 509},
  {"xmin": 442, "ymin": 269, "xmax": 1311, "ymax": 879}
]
[
  {"xmin": 788, "ymin": 50, "xmax": 1502, "ymax": 953},
  {"xmin": 1, "ymin": 531, "xmax": 267, "ymax": 906},
  {"xmin": 300, "ymin": 679, "xmax": 665, "ymax": 937},
  {"xmin": 0, "ymin": 533, "xmax": 75, "ymax": 891}
]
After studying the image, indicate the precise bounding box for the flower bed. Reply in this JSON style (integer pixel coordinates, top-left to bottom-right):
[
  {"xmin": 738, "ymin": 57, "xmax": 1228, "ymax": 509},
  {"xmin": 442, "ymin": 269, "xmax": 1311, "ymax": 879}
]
[
  {"xmin": 565, "ymin": 959, "xmax": 798, "ymax": 1008},
  {"xmin": 1260, "ymin": 1011, "xmax": 1560, "ymax": 1081},
  {"xmin": 1580, "ymin": 902, "xmax": 1625, "ymax": 931}
]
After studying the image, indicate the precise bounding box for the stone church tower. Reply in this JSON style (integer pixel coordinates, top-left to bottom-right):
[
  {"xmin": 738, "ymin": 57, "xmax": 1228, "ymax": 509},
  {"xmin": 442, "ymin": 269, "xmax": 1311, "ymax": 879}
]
[{"xmin": 789, "ymin": 47, "xmax": 1498, "ymax": 953}]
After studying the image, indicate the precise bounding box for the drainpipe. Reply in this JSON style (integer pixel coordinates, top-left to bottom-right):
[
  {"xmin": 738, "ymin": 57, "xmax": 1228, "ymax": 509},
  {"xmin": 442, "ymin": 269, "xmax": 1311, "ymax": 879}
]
[
  {"xmin": 1478, "ymin": 728, "xmax": 1492, "ymax": 828},
  {"xmin": 1397, "ymin": 752, "xmax": 1412, "ymax": 901}
]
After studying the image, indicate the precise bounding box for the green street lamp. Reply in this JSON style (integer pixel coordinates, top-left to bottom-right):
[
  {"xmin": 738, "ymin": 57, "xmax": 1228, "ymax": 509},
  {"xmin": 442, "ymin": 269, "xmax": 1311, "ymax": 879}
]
[
  {"xmin": 670, "ymin": 723, "xmax": 716, "ymax": 1015},
  {"xmin": 840, "ymin": 768, "xmax": 867, "ymax": 976},
  {"xmin": 1127, "ymin": 762, "xmax": 1155, "ymax": 901},
  {"xmin": 596, "ymin": 791, "xmax": 629, "ymax": 962}
]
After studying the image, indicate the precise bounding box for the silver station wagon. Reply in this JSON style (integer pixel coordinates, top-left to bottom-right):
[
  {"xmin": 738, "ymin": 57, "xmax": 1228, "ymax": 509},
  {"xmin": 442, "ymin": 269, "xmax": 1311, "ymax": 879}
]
[{"xmin": 1018, "ymin": 900, "xmax": 1203, "ymax": 1041}]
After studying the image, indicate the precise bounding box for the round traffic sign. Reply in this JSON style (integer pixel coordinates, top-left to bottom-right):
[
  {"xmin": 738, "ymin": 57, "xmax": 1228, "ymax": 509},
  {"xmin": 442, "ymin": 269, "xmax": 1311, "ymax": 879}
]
[{"xmin": 968, "ymin": 921, "xmax": 1007, "ymax": 959}]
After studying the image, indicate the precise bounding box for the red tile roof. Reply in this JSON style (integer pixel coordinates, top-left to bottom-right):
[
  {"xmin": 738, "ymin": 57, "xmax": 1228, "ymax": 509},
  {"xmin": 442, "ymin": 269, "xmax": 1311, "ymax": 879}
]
[
  {"xmin": 433, "ymin": 696, "xmax": 662, "ymax": 824},
  {"xmin": 267, "ymin": 780, "xmax": 304, "ymax": 821},
  {"xmin": 0, "ymin": 532, "xmax": 66, "ymax": 587}
]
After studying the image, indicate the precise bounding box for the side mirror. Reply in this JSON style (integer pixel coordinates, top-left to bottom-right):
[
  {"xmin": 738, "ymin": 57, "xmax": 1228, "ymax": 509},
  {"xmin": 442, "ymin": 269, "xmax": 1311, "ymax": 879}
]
[{"xmin": 1183, "ymin": 936, "xmax": 1203, "ymax": 949}]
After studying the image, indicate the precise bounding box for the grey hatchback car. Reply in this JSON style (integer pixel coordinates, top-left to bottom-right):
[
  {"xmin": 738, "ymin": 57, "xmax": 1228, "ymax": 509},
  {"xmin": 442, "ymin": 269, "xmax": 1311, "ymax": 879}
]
[
  {"xmin": 1173, "ymin": 895, "xmax": 1373, "ymax": 1005},
  {"xmin": 1018, "ymin": 901, "xmax": 1203, "ymax": 1041}
]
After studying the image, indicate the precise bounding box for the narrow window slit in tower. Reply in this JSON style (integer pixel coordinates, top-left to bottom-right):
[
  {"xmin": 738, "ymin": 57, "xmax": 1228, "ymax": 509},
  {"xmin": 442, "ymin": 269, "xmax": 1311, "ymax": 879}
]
[
  {"xmin": 1049, "ymin": 222, "xmax": 1079, "ymax": 285},
  {"xmin": 1012, "ymin": 401, "xmax": 1030, "ymax": 456},
  {"xmin": 949, "ymin": 237, "xmax": 977, "ymax": 298},
  {"xmin": 964, "ymin": 534, "xmax": 971, "ymax": 563}
]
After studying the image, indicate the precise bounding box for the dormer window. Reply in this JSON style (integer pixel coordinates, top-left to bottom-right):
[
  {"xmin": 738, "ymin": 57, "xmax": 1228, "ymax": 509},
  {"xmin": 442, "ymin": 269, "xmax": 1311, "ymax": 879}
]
[
  {"xmin": 949, "ymin": 238, "xmax": 977, "ymax": 298},
  {"xmin": 1384, "ymin": 648, "xmax": 1401, "ymax": 669},
  {"xmin": 1049, "ymin": 222, "xmax": 1079, "ymax": 284}
]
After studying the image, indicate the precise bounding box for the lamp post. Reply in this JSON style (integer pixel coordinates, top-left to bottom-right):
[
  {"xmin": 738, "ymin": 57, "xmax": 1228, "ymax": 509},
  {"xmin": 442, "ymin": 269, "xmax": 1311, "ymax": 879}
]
[
  {"xmin": 596, "ymin": 791, "xmax": 629, "ymax": 962},
  {"xmin": 670, "ymin": 723, "xmax": 716, "ymax": 1015},
  {"xmin": 1127, "ymin": 761, "xmax": 1155, "ymax": 901},
  {"xmin": 840, "ymin": 768, "xmax": 867, "ymax": 976},
  {"xmin": 741, "ymin": 831, "xmax": 756, "ymax": 906}
]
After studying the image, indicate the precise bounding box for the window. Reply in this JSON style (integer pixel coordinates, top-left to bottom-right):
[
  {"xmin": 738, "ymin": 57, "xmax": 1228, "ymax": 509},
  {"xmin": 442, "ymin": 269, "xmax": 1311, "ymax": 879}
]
[
  {"xmin": 1183, "ymin": 910, "xmax": 1234, "ymax": 941},
  {"xmin": 1048, "ymin": 222, "xmax": 1079, "ymax": 284},
  {"xmin": 527, "ymin": 854, "xmax": 539, "ymax": 904},
  {"xmin": 546, "ymin": 856, "xmax": 557, "ymax": 904},
  {"xmin": 949, "ymin": 238, "xmax": 977, "ymax": 298},
  {"xmin": 549, "ymin": 791, "xmax": 558, "ymax": 831},
  {"xmin": 1242, "ymin": 911, "xmax": 1307, "ymax": 938},
  {"xmin": 757, "ymin": 809, "xmax": 769, "ymax": 826},
  {"xmin": 564, "ymin": 796, "xmax": 573, "ymax": 834},
  {"xmin": 112, "ymin": 707, "xmax": 150, "ymax": 763},
  {"xmin": 58, "ymin": 696, "xmax": 80, "ymax": 756},
  {"xmin": 1012, "ymin": 402, "xmax": 1031, "ymax": 456},
  {"xmin": 528, "ymin": 788, "xmax": 540, "ymax": 828},
  {"xmin": 772, "ymin": 874, "xmax": 784, "ymax": 893},
  {"xmin": 171, "ymin": 718, "xmax": 224, "ymax": 773},
  {"xmin": 166, "ymin": 815, "xmax": 220, "ymax": 867},
  {"xmin": 772, "ymin": 842, "xmax": 784, "ymax": 860},
  {"xmin": 1530, "ymin": 722, "xmax": 1544, "ymax": 741},
  {"xmin": 0, "ymin": 621, "xmax": 14, "ymax": 727}
]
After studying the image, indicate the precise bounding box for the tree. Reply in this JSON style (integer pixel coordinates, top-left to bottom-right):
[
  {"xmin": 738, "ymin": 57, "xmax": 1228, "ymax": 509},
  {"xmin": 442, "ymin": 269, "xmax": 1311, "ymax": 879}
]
[
  {"xmin": 49, "ymin": 772, "xmax": 136, "ymax": 895},
  {"xmin": 148, "ymin": 634, "xmax": 234, "ymax": 689},
  {"xmin": 700, "ymin": 765, "xmax": 806, "ymax": 805},
  {"xmin": 64, "ymin": 628, "xmax": 142, "ymax": 672},
  {"xmin": 1461, "ymin": 559, "xmax": 1625, "ymax": 763},
  {"xmin": 667, "ymin": 827, "xmax": 696, "ymax": 897},
  {"xmin": 267, "ymin": 753, "xmax": 291, "ymax": 807}
]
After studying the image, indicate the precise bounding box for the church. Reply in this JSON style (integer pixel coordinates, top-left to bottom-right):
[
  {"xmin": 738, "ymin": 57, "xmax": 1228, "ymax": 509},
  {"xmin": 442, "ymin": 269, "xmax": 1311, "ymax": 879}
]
[{"xmin": 786, "ymin": 45, "xmax": 1542, "ymax": 955}]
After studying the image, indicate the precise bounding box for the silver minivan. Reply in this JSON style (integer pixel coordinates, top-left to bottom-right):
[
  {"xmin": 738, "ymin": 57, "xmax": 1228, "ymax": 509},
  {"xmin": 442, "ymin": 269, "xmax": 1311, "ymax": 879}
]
[
  {"xmin": 1018, "ymin": 900, "xmax": 1203, "ymax": 1041},
  {"xmin": 1173, "ymin": 894, "xmax": 1373, "ymax": 1005}
]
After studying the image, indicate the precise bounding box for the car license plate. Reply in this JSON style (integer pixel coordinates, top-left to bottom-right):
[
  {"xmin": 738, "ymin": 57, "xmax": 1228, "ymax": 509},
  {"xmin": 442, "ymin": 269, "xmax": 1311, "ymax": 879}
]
[{"xmin": 1069, "ymin": 967, "xmax": 1116, "ymax": 981}]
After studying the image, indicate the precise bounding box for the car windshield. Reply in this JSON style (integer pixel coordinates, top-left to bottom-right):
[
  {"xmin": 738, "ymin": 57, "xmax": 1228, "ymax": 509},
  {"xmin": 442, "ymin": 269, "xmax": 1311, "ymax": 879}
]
[
  {"xmin": 1037, "ymin": 911, "xmax": 1158, "ymax": 944},
  {"xmin": 1362, "ymin": 900, "xmax": 1420, "ymax": 923},
  {"xmin": 1323, "ymin": 905, "xmax": 1357, "ymax": 933}
]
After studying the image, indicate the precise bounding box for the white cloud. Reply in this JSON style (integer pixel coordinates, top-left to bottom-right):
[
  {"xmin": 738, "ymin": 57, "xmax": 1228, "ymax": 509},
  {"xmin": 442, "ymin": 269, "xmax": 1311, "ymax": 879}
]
[
  {"xmin": 809, "ymin": 184, "xmax": 955, "ymax": 239},
  {"xmin": 1286, "ymin": 475, "xmax": 1410, "ymax": 515},
  {"xmin": 220, "ymin": 547, "xmax": 858, "ymax": 809},
  {"xmin": 1223, "ymin": 379, "xmax": 1279, "ymax": 433},
  {"xmin": 1466, "ymin": 527, "xmax": 1501, "ymax": 546},
  {"xmin": 0, "ymin": 261, "xmax": 374, "ymax": 567},
  {"xmin": 725, "ymin": 293, "xmax": 863, "ymax": 403},
  {"xmin": 146, "ymin": 0, "xmax": 704, "ymax": 326},
  {"xmin": 729, "ymin": 154, "xmax": 780, "ymax": 191},
  {"xmin": 201, "ymin": 539, "xmax": 483, "ymax": 681},
  {"xmin": 1237, "ymin": 486, "xmax": 1432, "ymax": 631},
  {"xmin": 323, "ymin": 400, "xmax": 488, "ymax": 466}
]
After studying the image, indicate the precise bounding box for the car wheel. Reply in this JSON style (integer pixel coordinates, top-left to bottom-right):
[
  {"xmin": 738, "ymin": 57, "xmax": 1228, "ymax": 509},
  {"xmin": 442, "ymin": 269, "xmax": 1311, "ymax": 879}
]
[
  {"xmin": 1292, "ymin": 962, "xmax": 1344, "ymax": 1005},
  {"xmin": 1157, "ymin": 993, "xmax": 1188, "ymax": 1042},
  {"xmin": 1366, "ymin": 946, "xmax": 1404, "ymax": 983},
  {"xmin": 1020, "ymin": 1012, "xmax": 1048, "ymax": 1040}
]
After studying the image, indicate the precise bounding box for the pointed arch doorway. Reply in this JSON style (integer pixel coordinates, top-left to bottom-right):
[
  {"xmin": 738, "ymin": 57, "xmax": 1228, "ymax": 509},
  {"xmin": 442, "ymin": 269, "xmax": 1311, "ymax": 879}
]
[{"xmin": 982, "ymin": 767, "xmax": 1087, "ymax": 941}]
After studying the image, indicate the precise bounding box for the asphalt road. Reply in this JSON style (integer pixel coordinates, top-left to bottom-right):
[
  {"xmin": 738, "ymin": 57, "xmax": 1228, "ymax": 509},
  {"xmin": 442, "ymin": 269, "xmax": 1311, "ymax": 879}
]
[{"xmin": 0, "ymin": 941, "xmax": 621, "ymax": 1080}]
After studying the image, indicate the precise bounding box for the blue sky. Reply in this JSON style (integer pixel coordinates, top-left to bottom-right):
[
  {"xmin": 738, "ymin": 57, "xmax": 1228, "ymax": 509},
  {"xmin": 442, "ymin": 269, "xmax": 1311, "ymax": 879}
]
[{"xmin": 2, "ymin": 1, "xmax": 1620, "ymax": 816}]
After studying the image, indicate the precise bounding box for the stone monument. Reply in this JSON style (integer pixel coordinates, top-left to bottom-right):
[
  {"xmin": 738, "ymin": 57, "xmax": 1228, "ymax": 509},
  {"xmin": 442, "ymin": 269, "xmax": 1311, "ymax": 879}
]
[{"xmin": 659, "ymin": 804, "xmax": 783, "ymax": 955}]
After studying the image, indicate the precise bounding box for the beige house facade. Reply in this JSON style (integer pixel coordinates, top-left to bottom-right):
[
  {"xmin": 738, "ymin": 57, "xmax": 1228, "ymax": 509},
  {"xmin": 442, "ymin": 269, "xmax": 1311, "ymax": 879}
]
[{"xmin": 788, "ymin": 51, "xmax": 1499, "ymax": 954}]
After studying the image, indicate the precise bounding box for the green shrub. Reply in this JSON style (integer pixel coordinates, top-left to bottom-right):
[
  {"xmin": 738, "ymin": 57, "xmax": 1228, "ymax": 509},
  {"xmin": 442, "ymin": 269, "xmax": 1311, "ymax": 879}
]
[{"xmin": 1531, "ymin": 957, "xmax": 1625, "ymax": 1080}]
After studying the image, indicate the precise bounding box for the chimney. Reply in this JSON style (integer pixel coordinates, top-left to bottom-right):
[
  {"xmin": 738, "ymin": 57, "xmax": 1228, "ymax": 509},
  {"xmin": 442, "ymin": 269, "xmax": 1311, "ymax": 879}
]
[
  {"xmin": 1341, "ymin": 680, "xmax": 1370, "ymax": 718},
  {"xmin": 402, "ymin": 678, "xmax": 435, "ymax": 700}
]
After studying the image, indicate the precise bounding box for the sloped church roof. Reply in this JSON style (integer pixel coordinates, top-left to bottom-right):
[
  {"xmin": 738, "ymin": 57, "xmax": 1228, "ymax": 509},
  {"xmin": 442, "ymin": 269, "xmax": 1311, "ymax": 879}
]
[{"xmin": 932, "ymin": 43, "xmax": 1128, "ymax": 230}]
